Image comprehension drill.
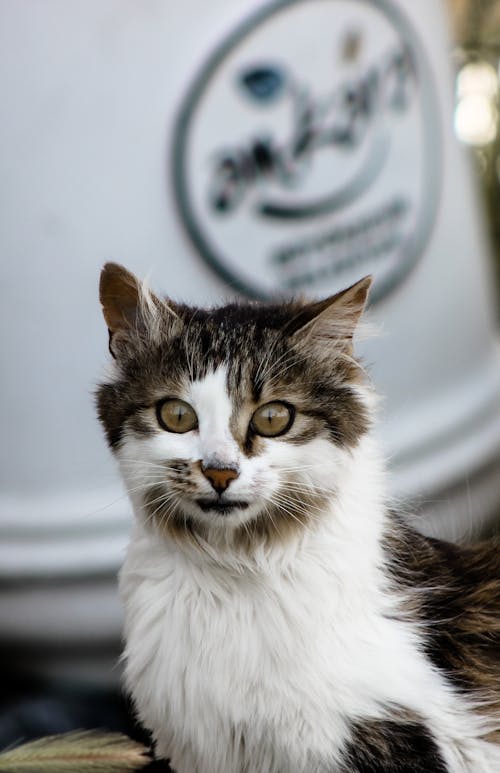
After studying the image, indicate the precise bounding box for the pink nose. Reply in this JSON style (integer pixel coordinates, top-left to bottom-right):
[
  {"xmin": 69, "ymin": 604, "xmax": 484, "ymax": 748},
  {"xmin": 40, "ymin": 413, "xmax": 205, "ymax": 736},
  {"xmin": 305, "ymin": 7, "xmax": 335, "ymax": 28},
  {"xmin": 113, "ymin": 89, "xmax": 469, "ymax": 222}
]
[{"xmin": 202, "ymin": 467, "xmax": 239, "ymax": 494}]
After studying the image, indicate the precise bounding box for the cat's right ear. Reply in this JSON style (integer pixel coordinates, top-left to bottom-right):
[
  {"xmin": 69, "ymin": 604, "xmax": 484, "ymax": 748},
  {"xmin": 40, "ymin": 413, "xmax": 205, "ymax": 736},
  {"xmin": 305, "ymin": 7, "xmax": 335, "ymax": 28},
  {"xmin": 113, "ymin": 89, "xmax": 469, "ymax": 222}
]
[
  {"xmin": 99, "ymin": 262, "xmax": 179, "ymax": 358},
  {"xmin": 286, "ymin": 276, "xmax": 372, "ymax": 357}
]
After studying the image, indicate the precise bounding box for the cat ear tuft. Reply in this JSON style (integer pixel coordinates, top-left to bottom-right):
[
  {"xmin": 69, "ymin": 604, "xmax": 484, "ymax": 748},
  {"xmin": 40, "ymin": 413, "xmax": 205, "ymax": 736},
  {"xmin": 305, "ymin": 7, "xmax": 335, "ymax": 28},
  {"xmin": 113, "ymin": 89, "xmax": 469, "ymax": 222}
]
[
  {"xmin": 288, "ymin": 275, "xmax": 372, "ymax": 350},
  {"xmin": 99, "ymin": 263, "xmax": 179, "ymax": 358}
]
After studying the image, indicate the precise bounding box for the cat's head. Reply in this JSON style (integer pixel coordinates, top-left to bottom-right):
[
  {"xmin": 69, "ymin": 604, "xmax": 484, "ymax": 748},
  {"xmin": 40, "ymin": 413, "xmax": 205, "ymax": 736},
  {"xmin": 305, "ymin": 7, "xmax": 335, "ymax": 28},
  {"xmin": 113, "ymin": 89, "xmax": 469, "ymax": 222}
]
[{"xmin": 96, "ymin": 263, "xmax": 372, "ymax": 548}]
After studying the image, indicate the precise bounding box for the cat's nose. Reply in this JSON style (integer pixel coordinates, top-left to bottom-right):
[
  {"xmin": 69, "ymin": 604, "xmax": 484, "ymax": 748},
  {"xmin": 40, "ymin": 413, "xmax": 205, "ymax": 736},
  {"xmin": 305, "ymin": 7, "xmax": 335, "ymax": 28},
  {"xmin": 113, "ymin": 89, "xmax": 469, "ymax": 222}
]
[{"xmin": 201, "ymin": 466, "xmax": 239, "ymax": 495}]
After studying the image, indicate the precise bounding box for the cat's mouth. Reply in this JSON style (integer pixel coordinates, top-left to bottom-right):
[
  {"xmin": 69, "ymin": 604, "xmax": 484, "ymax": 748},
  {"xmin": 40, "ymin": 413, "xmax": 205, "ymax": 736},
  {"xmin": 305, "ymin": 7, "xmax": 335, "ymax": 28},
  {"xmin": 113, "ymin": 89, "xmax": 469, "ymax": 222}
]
[{"xmin": 195, "ymin": 498, "xmax": 250, "ymax": 515}]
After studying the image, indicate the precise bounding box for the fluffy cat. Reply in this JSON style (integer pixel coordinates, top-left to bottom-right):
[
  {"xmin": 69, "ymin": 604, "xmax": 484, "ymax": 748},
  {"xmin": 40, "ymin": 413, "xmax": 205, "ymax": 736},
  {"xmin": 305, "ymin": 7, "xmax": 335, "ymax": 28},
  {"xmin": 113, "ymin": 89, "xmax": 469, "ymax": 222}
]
[{"xmin": 96, "ymin": 262, "xmax": 500, "ymax": 772}]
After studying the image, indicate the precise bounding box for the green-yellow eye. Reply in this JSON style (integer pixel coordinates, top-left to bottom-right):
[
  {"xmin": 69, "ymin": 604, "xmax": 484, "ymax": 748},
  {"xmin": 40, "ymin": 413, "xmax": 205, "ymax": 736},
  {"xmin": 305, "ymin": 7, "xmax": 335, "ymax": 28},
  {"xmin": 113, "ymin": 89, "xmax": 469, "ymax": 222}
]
[
  {"xmin": 157, "ymin": 399, "xmax": 198, "ymax": 433},
  {"xmin": 251, "ymin": 401, "xmax": 294, "ymax": 437}
]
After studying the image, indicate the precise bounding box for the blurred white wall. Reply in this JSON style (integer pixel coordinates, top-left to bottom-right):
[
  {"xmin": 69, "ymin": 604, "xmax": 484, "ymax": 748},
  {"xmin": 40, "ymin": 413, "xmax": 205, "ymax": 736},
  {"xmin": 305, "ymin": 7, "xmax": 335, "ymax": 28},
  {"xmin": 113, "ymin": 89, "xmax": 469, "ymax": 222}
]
[{"xmin": 0, "ymin": 0, "xmax": 499, "ymax": 677}]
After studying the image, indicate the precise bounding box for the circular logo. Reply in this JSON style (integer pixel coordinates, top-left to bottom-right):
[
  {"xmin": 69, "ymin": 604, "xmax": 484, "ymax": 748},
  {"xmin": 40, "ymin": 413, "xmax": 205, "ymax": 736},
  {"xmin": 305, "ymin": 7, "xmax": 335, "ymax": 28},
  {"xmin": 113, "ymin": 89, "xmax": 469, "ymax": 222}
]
[{"xmin": 173, "ymin": 0, "xmax": 441, "ymax": 302}]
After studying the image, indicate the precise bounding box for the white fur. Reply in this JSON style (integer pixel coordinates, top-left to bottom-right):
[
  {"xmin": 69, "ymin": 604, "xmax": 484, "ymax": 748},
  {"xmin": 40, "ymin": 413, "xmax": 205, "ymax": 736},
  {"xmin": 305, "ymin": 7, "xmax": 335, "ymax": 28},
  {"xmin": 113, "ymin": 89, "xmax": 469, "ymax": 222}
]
[{"xmin": 118, "ymin": 369, "xmax": 500, "ymax": 772}]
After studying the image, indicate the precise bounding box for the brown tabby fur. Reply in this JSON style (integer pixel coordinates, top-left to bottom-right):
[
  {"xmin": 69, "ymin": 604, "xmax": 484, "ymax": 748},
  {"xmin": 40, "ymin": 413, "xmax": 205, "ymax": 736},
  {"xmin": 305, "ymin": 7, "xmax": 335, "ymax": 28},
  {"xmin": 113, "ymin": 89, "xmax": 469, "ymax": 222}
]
[{"xmin": 386, "ymin": 520, "xmax": 500, "ymax": 732}]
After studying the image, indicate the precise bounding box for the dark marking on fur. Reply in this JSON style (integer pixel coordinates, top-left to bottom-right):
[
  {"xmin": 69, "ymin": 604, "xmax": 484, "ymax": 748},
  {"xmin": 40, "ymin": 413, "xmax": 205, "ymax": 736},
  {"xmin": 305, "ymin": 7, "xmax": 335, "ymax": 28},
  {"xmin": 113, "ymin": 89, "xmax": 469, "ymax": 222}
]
[
  {"xmin": 97, "ymin": 297, "xmax": 370, "ymax": 454},
  {"xmin": 340, "ymin": 713, "xmax": 448, "ymax": 772},
  {"xmin": 96, "ymin": 384, "xmax": 151, "ymax": 448},
  {"xmin": 385, "ymin": 517, "xmax": 500, "ymax": 731}
]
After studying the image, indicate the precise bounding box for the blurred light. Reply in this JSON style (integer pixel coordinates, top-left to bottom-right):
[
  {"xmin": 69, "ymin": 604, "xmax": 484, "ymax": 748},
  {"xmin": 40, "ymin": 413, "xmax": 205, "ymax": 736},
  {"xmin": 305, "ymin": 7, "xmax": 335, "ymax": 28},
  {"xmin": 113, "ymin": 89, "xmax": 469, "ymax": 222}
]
[
  {"xmin": 457, "ymin": 62, "xmax": 498, "ymax": 99},
  {"xmin": 455, "ymin": 94, "xmax": 498, "ymax": 145},
  {"xmin": 455, "ymin": 62, "xmax": 499, "ymax": 146}
]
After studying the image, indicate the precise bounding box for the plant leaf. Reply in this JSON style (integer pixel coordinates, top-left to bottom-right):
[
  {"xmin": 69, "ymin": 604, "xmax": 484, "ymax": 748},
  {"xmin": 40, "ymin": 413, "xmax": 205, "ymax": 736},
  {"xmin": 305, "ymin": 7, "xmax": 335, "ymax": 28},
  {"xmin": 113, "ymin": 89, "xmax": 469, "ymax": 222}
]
[{"xmin": 0, "ymin": 731, "xmax": 151, "ymax": 772}]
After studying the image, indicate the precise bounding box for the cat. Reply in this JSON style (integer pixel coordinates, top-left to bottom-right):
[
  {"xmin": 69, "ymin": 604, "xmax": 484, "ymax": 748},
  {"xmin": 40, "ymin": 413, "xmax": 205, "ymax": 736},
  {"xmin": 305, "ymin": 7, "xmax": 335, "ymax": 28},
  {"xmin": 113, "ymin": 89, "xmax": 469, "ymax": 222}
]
[{"xmin": 96, "ymin": 262, "xmax": 500, "ymax": 772}]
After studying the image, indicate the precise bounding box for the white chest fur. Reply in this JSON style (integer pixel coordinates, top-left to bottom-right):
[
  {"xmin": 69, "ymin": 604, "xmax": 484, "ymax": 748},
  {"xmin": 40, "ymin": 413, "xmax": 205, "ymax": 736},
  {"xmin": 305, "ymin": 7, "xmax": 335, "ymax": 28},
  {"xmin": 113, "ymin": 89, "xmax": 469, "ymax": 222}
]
[
  {"xmin": 118, "ymin": 433, "xmax": 500, "ymax": 773},
  {"xmin": 119, "ymin": 522, "xmax": 498, "ymax": 773}
]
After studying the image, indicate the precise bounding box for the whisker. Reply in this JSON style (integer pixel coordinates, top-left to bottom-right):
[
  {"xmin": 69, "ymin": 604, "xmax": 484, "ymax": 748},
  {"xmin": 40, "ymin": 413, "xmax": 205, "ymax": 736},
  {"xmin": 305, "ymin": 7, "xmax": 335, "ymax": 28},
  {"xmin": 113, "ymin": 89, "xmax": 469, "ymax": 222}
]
[
  {"xmin": 279, "ymin": 462, "xmax": 333, "ymax": 471},
  {"xmin": 158, "ymin": 495, "xmax": 181, "ymax": 532},
  {"xmin": 120, "ymin": 459, "xmax": 186, "ymax": 471},
  {"xmin": 124, "ymin": 481, "xmax": 165, "ymax": 495},
  {"xmin": 143, "ymin": 490, "xmax": 178, "ymax": 511},
  {"xmin": 282, "ymin": 480, "xmax": 334, "ymax": 496},
  {"xmin": 263, "ymin": 501, "xmax": 284, "ymax": 541},
  {"xmin": 271, "ymin": 491, "xmax": 324, "ymax": 522},
  {"xmin": 264, "ymin": 491, "xmax": 318, "ymax": 527},
  {"xmin": 264, "ymin": 359, "xmax": 300, "ymax": 389},
  {"xmin": 142, "ymin": 489, "xmax": 179, "ymax": 526}
]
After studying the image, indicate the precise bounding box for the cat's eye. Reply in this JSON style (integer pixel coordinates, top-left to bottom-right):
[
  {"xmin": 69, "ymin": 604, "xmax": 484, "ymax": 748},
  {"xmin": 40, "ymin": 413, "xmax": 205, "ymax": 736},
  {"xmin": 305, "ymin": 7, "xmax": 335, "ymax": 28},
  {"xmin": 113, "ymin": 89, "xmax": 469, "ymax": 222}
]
[
  {"xmin": 157, "ymin": 399, "xmax": 198, "ymax": 433},
  {"xmin": 251, "ymin": 401, "xmax": 294, "ymax": 437}
]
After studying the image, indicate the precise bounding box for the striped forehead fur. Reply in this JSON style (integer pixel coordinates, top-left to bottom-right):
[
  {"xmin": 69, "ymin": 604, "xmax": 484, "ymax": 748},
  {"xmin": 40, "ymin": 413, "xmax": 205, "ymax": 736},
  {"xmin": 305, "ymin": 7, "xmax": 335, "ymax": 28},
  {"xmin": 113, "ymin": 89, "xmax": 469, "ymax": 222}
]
[{"xmin": 97, "ymin": 296, "xmax": 371, "ymax": 452}]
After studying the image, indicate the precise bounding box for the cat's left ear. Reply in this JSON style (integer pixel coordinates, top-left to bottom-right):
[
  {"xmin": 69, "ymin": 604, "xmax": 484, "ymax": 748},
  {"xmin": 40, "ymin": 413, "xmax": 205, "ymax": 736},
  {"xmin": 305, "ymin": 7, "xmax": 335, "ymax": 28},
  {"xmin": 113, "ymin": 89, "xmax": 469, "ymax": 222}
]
[{"xmin": 287, "ymin": 276, "xmax": 372, "ymax": 352}]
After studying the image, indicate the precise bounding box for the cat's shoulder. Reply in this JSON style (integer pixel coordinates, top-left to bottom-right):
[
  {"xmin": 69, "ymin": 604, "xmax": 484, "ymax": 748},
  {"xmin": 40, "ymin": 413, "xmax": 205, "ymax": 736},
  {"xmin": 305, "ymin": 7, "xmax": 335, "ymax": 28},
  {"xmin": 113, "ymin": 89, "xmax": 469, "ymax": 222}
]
[
  {"xmin": 384, "ymin": 513, "xmax": 500, "ymax": 592},
  {"xmin": 385, "ymin": 513, "xmax": 500, "ymax": 727}
]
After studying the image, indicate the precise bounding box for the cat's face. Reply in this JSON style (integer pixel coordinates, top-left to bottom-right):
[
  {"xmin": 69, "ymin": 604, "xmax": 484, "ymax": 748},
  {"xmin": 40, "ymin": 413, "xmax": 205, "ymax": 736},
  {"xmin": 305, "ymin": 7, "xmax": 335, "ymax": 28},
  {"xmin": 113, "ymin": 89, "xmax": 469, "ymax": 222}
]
[{"xmin": 96, "ymin": 264, "xmax": 371, "ymax": 545}]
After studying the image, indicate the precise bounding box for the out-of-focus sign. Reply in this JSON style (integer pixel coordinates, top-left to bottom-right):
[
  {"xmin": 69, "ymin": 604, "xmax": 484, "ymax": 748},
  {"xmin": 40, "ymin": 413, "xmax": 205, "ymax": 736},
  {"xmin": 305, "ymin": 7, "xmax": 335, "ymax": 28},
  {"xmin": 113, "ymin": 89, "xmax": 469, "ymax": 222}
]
[{"xmin": 174, "ymin": 0, "xmax": 441, "ymax": 301}]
